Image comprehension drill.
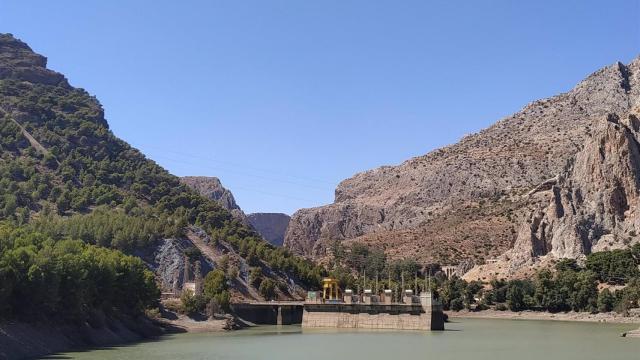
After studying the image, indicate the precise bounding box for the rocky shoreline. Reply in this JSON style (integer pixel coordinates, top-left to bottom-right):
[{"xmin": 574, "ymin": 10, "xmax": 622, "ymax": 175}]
[
  {"xmin": 0, "ymin": 308, "xmax": 249, "ymax": 360},
  {"xmin": 447, "ymin": 309, "xmax": 640, "ymax": 324},
  {"xmin": 0, "ymin": 315, "xmax": 171, "ymax": 360}
]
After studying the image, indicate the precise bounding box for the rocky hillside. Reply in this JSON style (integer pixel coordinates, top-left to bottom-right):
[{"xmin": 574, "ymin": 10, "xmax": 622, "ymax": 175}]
[
  {"xmin": 0, "ymin": 33, "xmax": 322, "ymax": 305},
  {"xmin": 247, "ymin": 213, "xmax": 290, "ymax": 246},
  {"xmin": 467, "ymin": 108, "xmax": 640, "ymax": 280},
  {"xmin": 285, "ymin": 57, "xmax": 640, "ymax": 268},
  {"xmin": 181, "ymin": 176, "xmax": 247, "ymax": 222}
]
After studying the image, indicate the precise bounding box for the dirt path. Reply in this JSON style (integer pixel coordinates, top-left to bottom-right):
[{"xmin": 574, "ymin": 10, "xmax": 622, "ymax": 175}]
[
  {"xmin": 11, "ymin": 118, "xmax": 52, "ymax": 157},
  {"xmin": 186, "ymin": 228, "xmax": 220, "ymax": 262},
  {"xmin": 185, "ymin": 228, "xmax": 263, "ymax": 301}
]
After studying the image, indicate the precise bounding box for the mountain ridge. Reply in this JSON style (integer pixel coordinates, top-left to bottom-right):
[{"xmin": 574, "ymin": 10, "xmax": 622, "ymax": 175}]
[{"xmin": 285, "ymin": 56, "xmax": 640, "ymax": 271}]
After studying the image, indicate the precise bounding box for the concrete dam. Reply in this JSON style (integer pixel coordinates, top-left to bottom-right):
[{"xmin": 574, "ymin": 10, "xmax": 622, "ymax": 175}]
[{"xmin": 231, "ymin": 278, "xmax": 445, "ymax": 331}]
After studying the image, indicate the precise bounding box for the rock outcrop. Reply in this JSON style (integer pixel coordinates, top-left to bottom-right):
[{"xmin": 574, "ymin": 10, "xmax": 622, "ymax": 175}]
[
  {"xmin": 247, "ymin": 213, "xmax": 291, "ymax": 247},
  {"xmin": 0, "ymin": 33, "xmax": 70, "ymax": 88},
  {"xmin": 285, "ymin": 57, "xmax": 640, "ymax": 267},
  {"xmin": 181, "ymin": 176, "xmax": 248, "ymax": 222},
  {"xmin": 508, "ymin": 110, "xmax": 640, "ymax": 269}
]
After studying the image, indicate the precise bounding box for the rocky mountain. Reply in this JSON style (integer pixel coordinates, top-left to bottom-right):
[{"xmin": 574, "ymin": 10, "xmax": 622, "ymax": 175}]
[
  {"xmin": 247, "ymin": 213, "xmax": 290, "ymax": 247},
  {"xmin": 181, "ymin": 176, "xmax": 247, "ymax": 222},
  {"xmin": 0, "ymin": 33, "xmax": 322, "ymax": 304},
  {"xmin": 285, "ymin": 57, "xmax": 640, "ymax": 270}
]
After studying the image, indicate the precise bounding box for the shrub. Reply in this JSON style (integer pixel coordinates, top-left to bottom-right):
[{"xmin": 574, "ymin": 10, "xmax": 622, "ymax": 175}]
[
  {"xmin": 180, "ymin": 290, "xmax": 206, "ymax": 315},
  {"xmin": 450, "ymin": 298, "xmax": 464, "ymax": 311}
]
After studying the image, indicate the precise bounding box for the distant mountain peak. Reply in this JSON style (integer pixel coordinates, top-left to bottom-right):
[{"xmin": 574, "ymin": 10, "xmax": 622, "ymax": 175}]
[{"xmin": 247, "ymin": 213, "xmax": 291, "ymax": 247}]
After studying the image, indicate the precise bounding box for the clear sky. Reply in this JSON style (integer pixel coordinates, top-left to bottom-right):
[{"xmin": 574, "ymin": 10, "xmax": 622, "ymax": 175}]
[{"xmin": 1, "ymin": 1, "xmax": 639, "ymax": 215}]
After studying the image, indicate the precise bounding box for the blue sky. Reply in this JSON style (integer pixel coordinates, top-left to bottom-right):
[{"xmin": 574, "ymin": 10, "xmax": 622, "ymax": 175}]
[{"xmin": 1, "ymin": 1, "xmax": 639, "ymax": 214}]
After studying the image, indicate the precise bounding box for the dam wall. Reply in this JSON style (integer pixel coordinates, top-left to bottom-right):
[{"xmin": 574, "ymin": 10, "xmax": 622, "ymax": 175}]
[
  {"xmin": 302, "ymin": 303, "xmax": 444, "ymax": 331},
  {"xmin": 229, "ymin": 293, "xmax": 445, "ymax": 331},
  {"xmin": 302, "ymin": 293, "xmax": 444, "ymax": 331}
]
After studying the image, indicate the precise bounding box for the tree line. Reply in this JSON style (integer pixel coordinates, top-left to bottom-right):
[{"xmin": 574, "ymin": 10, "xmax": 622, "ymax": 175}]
[
  {"xmin": 331, "ymin": 241, "xmax": 640, "ymax": 314},
  {"xmin": 0, "ymin": 222, "xmax": 159, "ymax": 322}
]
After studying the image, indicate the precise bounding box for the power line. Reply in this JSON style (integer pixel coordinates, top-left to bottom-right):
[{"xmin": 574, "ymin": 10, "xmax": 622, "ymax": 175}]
[
  {"xmin": 135, "ymin": 144, "xmax": 336, "ymax": 186},
  {"xmin": 154, "ymin": 153, "xmax": 333, "ymax": 192}
]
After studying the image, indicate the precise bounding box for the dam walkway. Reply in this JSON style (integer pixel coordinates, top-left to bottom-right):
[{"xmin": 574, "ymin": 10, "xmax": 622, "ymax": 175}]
[{"xmin": 230, "ymin": 301, "xmax": 304, "ymax": 325}]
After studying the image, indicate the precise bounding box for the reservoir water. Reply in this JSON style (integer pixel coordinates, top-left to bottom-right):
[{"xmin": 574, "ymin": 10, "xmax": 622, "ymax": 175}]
[{"xmin": 52, "ymin": 318, "xmax": 640, "ymax": 360}]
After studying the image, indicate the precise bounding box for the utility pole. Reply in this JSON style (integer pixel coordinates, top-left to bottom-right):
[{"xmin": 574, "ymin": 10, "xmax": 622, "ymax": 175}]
[
  {"xmin": 394, "ymin": 283, "xmax": 398, "ymax": 303},
  {"xmin": 363, "ymin": 269, "xmax": 366, "ymax": 290},
  {"xmin": 424, "ymin": 272, "xmax": 428, "ymax": 294}
]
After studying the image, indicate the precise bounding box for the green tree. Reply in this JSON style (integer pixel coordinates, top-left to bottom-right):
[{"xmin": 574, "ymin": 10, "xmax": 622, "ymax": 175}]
[
  {"xmin": 597, "ymin": 288, "xmax": 615, "ymax": 313},
  {"xmin": 181, "ymin": 290, "xmax": 205, "ymax": 315},
  {"xmin": 506, "ymin": 280, "xmax": 534, "ymax": 311},
  {"xmin": 259, "ymin": 278, "xmax": 276, "ymax": 300},
  {"xmin": 249, "ymin": 267, "xmax": 263, "ymax": 288},
  {"xmin": 569, "ymin": 270, "xmax": 597, "ymax": 312},
  {"xmin": 203, "ymin": 269, "xmax": 230, "ymax": 312}
]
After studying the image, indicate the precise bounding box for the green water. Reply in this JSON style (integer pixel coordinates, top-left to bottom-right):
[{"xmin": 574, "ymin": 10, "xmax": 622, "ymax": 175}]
[{"xmin": 50, "ymin": 319, "xmax": 640, "ymax": 360}]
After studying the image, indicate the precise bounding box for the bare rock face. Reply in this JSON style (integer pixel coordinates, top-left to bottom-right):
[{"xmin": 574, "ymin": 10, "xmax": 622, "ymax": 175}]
[
  {"xmin": 181, "ymin": 176, "xmax": 247, "ymax": 222},
  {"xmin": 285, "ymin": 57, "xmax": 640, "ymax": 266},
  {"xmin": 246, "ymin": 213, "xmax": 290, "ymax": 247},
  {"xmin": 0, "ymin": 33, "xmax": 69, "ymax": 88},
  {"xmin": 508, "ymin": 110, "xmax": 640, "ymax": 270}
]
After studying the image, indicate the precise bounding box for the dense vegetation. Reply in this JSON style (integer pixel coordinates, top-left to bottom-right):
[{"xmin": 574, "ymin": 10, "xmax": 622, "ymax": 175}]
[
  {"xmin": 0, "ymin": 222, "xmax": 159, "ymax": 321},
  {"xmin": 332, "ymin": 241, "xmax": 640, "ymax": 314},
  {"xmin": 435, "ymin": 253, "xmax": 640, "ymax": 314}
]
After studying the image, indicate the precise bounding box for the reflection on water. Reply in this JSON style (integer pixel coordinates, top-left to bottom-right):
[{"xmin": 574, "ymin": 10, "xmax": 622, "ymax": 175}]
[{"xmin": 50, "ymin": 318, "xmax": 640, "ymax": 360}]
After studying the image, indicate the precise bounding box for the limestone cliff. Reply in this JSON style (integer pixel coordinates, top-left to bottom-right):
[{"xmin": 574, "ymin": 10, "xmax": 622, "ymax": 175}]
[
  {"xmin": 181, "ymin": 176, "xmax": 248, "ymax": 222},
  {"xmin": 510, "ymin": 110, "xmax": 640, "ymax": 266},
  {"xmin": 466, "ymin": 109, "xmax": 640, "ymax": 280},
  {"xmin": 247, "ymin": 213, "xmax": 290, "ymax": 247},
  {"xmin": 285, "ymin": 57, "xmax": 640, "ymax": 267}
]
